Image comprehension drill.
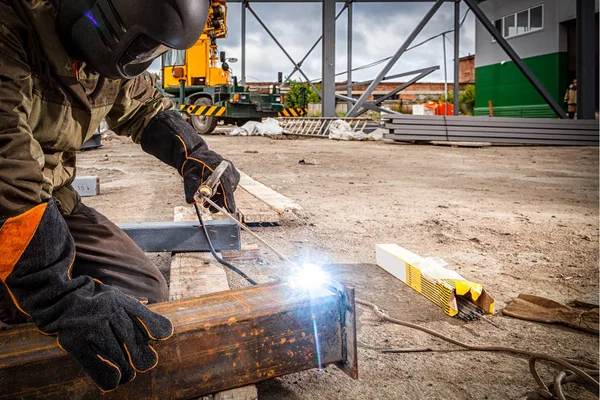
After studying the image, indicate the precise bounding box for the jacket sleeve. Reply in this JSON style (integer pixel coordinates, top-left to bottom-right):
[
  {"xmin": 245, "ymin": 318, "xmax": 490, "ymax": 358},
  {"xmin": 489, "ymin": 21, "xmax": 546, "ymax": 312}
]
[
  {"xmin": 105, "ymin": 71, "xmax": 175, "ymax": 143},
  {"xmin": 0, "ymin": 8, "xmax": 50, "ymax": 219}
]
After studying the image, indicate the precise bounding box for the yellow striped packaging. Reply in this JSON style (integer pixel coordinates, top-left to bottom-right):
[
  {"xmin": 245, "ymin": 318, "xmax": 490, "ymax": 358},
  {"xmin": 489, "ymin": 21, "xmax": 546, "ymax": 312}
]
[{"xmin": 375, "ymin": 244, "xmax": 495, "ymax": 317}]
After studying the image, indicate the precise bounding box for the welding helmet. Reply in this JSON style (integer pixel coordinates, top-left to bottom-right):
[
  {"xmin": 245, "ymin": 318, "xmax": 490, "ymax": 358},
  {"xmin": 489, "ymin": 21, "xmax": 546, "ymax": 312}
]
[{"xmin": 55, "ymin": 0, "xmax": 208, "ymax": 79}]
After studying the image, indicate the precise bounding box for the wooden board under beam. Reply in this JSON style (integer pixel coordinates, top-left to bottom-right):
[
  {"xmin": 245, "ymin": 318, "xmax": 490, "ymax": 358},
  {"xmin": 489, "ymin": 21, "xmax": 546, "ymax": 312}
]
[{"xmin": 0, "ymin": 282, "xmax": 358, "ymax": 399}]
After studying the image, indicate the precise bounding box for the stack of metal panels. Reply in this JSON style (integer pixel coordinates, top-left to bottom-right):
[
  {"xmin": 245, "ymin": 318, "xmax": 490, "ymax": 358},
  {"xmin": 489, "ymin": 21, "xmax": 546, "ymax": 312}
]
[{"xmin": 383, "ymin": 114, "xmax": 599, "ymax": 146}]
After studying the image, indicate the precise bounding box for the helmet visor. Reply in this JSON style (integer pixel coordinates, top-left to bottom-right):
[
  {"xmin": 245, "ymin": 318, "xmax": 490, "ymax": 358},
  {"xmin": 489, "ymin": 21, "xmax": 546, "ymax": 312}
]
[{"xmin": 119, "ymin": 35, "xmax": 170, "ymax": 78}]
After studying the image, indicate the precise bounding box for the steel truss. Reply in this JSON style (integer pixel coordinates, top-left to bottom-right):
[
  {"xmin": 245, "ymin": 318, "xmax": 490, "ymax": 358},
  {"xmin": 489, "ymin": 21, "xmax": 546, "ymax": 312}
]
[{"xmin": 233, "ymin": 0, "xmax": 593, "ymax": 119}]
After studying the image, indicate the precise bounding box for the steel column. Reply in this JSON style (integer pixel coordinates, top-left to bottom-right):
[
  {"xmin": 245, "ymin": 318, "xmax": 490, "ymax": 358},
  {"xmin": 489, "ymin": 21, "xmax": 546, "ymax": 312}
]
[
  {"xmin": 442, "ymin": 33, "xmax": 448, "ymax": 114},
  {"xmin": 241, "ymin": 0, "xmax": 247, "ymax": 86},
  {"xmin": 346, "ymin": 1, "xmax": 353, "ymax": 111},
  {"xmin": 322, "ymin": 0, "xmax": 337, "ymax": 117},
  {"xmin": 346, "ymin": 0, "xmax": 445, "ymax": 117},
  {"xmin": 463, "ymin": 0, "xmax": 567, "ymax": 119},
  {"xmin": 576, "ymin": 0, "xmax": 595, "ymax": 120},
  {"xmin": 246, "ymin": 4, "xmax": 322, "ymax": 96},
  {"xmin": 281, "ymin": 5, "xmax": 348, "ymax": 88},
  {"xmin": 453, "ymin": 0, "xmax": 460, "ymax": 115}
]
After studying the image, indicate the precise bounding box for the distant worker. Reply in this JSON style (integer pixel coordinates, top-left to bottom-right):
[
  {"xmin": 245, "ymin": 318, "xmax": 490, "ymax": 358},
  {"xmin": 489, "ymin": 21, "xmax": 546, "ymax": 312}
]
[
  {"xmin": 564, "ymin": 78, "xmax": 577, "ymax": 119},
  {"xmin": 0, "ymin": 0, "xmax": 238, "ymax": 392}
]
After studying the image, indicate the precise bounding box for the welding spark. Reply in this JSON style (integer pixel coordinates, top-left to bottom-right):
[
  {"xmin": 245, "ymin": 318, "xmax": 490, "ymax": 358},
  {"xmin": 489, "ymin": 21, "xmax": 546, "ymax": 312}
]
[
  {"xmin": 289, "ymin": 263, "xmax": 328, "ymax": 290},
  {"xmin": 84, "ymin": 10, "xmax": 99, "ymax": 27}
]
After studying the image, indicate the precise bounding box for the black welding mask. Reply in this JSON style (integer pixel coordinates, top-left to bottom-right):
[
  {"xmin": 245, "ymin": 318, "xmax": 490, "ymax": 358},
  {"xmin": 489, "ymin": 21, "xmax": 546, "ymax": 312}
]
[{"xmin": 55, "ymin": 0, "xmax": 208, "ymax": 79}]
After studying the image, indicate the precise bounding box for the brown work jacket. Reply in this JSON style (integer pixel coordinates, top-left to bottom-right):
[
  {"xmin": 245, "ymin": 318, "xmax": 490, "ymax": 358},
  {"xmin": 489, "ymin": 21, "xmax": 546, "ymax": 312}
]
[{"xmin": 0, "ymin": 0, "xmax": 173, "ymax": 218}]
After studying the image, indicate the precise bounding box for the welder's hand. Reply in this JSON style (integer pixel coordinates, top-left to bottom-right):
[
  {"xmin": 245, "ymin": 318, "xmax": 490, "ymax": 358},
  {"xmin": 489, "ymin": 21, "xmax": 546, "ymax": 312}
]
[
  {"xmin": 55, "ymin": 284, "xmax": 173, "ymax": 391},
  {"xmin": 182, "ymin": 152, "xmax": 240, "ymax": 214},
  {"xmin": 141, "ymin": 110, "xmax": 239, "ymax": 214},
  {"xmin": 0, "ymin": 200, "xmax": 173, "ymax": 392}
]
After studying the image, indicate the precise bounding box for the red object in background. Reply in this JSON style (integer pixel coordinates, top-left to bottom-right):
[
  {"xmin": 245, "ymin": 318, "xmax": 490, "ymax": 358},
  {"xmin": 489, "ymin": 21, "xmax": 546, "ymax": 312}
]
[{"xmin": 437, "ymin": 102, "xmax": 454, "ymax": 116}]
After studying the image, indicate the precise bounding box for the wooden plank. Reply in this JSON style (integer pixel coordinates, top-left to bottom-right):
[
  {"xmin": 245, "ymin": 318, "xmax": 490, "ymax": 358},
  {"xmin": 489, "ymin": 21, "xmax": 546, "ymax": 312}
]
[
  {"xmin": 430, "ymin": 141, "xmax": 492, "ymax": 148},
  {"xmin": 238, "ymin": 172, "xmax": 303, "ymax": 214},
  {"xmin": 236, "ymin": 187, "xmax": 280, "ymax": 224},
  {"xmin": 169, "ymin": 209, "xmax": 257, "ymax": 400},
  {"xmin": 0, "ymin": 282, "xmax": 356, "ymax": 399},
  {"xmin": 174, "ymin": 189, "xmax": 281, "ymax": 225},
  {"xmin": 221, "ymin": 244, "xmax": 261, "ymax": 262},
  {"xmin": 168, "ymin": 253, "xmax": 231, "ymax": 301}
]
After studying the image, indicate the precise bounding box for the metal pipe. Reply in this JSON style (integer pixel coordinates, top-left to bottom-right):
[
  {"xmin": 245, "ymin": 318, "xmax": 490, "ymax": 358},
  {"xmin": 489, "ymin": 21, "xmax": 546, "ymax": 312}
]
[
  {"xmin": 322, "ymin": 0, "xmax": 336, "ymax": 117},
  {"xmin": 576, "ymin": 0, "xmax": 595, "ymax": 120},
  {"xmin": 453, "ymin": 0, "xmax": 460, "ymax": 115},
  {"xmin": 281, "ymin": 5, "xmax": 348, "ymax": 88},
  {"xmin": 443, "ymin": 33, "xmax": 448, "ymax": 115},
  {"xmin": 462, "ymin": 0, "xmax": 567, "ymax": 119},
  {"xmin": 347, "ymin": 0, "xmax": 353, "ymax": 112},
  {"xmin": 346, "ymin": 0, "xmax": 445, "ymax": 117},
  {"xmin": 241, "ymin": 0, "xmax": 247, "ymax": 86},
  {"xmin": 246, "ymin": 4, "xmax": 323, "ymax": 97}
]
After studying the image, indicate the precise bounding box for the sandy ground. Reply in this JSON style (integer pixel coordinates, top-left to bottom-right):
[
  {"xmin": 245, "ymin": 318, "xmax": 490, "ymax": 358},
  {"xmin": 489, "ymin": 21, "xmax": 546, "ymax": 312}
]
[{"xmin": 78, "ymin": 133, "xmax": 599, "ymax": 400}]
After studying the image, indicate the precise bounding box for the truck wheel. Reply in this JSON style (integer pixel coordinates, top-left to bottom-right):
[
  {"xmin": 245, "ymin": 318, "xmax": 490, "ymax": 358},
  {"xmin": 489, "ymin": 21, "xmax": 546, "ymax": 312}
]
[{"xmin": 190, "ymin": 97, "xmax": 218, "ymax": 135}]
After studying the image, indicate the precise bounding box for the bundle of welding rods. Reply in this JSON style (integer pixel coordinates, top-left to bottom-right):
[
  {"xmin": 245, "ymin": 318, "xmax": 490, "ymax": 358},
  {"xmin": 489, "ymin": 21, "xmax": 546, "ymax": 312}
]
[{"xmin": 456, "ymin": 296, "xmax": 485, "ymax": 322}]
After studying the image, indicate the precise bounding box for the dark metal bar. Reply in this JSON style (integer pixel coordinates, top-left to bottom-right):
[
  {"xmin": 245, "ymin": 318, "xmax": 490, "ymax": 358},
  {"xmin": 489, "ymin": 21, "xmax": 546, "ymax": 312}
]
[
  {"xmin": 80, "ymin": 131, "xmax": 102, "ymax": 150},
  {"xmin": 576, "ymin": 0, "xmax": 596, "ymax": 120},
  {"xmin": 0, "ymin": 282, "xmax": 358, "ymax": 399},
  {"xmin": 346, "ymin": 0, "xmax": 445, "ymax": 117},
  {"xmin": 246, "ymin": 4, "xmax": 322, "ymax": 97},
  {"xmin": 462, "ymin": 0, "xmax": 567, "ymax": 119},
  {"xmin": 346, "ymin": 0, "xmax": 353, "ymax": 111},
  {"xmin": 118, "ymin": 220, "xmax": 241, "ymax": 252},
  {"xmin": 322, "ymin": 0, "xmax": 336, "ymax": 117},
  {"xmin": 453, "ymin": 0, "xmax": 460, "ymax": 115},
  {"xmin": 241, "ymin": 0, "xmax": 247, "ymax": 86}
]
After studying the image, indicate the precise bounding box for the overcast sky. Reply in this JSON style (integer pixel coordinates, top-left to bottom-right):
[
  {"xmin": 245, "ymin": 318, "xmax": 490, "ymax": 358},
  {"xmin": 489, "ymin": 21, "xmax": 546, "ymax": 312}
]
[{"xmin": 150, "ymin": 2, "xmax": 475, "ymax": 83}]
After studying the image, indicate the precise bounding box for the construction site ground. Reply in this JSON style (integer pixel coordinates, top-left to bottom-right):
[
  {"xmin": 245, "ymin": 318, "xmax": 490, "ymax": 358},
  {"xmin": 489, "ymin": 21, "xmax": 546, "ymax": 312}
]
[{"xmin": 79, "ymin": 132, "xmax": 599, "ymax": 400}]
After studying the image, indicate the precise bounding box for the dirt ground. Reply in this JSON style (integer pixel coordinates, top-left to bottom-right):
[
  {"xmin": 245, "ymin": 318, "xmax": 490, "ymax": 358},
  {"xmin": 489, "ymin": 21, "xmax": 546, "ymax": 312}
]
[{"xmin": 78, "ymin": 133, "xmax": 599, "ymax": 400}]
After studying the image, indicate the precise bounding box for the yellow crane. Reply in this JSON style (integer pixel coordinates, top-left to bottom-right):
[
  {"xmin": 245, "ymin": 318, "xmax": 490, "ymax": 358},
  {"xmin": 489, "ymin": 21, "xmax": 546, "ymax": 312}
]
[{"xmin": 161, "ymin": 1, "xmax": 293, "ymax": 134}]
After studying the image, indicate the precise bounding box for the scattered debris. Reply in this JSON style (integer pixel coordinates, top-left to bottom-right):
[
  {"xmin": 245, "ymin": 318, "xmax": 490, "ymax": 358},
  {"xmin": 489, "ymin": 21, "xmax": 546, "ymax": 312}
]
[
  {"xmin": 298, "ymin": 159, "xmax": 317, "ymax": 166},
  {"xmin": 244, "ymin": 150, "xmax": 259, "ymax": 154},
  {"xmin": 230, "ymin": 118, "xmax": 283, "ymax": 136}
]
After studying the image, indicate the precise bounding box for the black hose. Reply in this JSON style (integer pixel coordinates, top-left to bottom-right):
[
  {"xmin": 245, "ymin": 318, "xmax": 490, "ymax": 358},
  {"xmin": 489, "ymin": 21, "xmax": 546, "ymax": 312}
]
[{"xmin": 194, "ymin": 203, "xmax": 257, "ymax": 286}]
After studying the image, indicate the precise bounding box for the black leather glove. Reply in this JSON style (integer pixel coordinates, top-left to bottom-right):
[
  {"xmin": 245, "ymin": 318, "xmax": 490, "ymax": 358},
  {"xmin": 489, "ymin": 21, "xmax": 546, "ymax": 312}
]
[
  {"xmin": 141, "ymin": 110, "xmax": 240, "ymax": 213},
  {"xmin": 0, "ymin": 200, "xmax": 173, "ymax": 391}
]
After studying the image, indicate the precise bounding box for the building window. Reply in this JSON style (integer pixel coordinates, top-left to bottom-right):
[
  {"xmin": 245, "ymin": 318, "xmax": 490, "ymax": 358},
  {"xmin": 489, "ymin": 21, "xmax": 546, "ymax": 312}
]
[{"xmin": 492, "ymin": 4, "xmax": 543, "ymax": 41}]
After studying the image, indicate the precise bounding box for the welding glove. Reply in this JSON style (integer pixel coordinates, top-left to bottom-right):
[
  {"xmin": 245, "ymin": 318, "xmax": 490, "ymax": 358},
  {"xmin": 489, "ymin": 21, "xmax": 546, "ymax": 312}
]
[
  {"xmin": 141, "ymin": 110, "xmax": 240, "ymax": 214},
  {"xmin": 0, "ymin": 199, "xmax": 173, "ymax": 392}
]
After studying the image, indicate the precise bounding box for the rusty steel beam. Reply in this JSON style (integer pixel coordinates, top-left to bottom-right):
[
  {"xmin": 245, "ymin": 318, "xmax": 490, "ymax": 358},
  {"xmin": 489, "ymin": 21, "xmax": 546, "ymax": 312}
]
[{"xmin": 0, "ymin": 282, "xmax": 358, "ymax": 399}]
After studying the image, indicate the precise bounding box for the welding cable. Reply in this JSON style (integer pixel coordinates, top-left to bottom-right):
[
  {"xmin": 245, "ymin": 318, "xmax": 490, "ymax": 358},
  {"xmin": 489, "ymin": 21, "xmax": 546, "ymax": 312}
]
[
  {"xmin": 355, "ymin": 298, "xmax": 599, "ymax": 400},
  {"xmin": 194, "ymin": 203, "xmax": 258, "ymax": 286}
]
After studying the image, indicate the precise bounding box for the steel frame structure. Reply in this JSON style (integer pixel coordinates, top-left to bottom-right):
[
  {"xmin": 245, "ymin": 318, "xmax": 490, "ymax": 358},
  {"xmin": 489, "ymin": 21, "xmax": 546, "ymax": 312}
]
[{"xmin": 232, "ymin": 0, "xmax": 593, "ymax": 119}]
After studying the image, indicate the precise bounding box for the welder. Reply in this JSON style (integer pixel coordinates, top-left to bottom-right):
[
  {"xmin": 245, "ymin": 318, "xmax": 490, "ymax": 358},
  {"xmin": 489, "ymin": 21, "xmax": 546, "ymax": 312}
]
[{"xmin": 0, "ymin": 0, "xmax": 239, "ymax": 391}]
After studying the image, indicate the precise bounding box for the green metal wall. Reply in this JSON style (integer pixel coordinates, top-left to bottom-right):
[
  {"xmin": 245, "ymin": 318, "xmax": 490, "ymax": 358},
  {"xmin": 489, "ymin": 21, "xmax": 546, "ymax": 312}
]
[{"xmin": 474, "ymin": 52, "xmax": 568, "ymax": 117}]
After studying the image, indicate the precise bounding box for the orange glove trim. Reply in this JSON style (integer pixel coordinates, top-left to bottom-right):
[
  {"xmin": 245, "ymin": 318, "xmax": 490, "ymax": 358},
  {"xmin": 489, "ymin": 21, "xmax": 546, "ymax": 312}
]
[{"xmin": 0, "ymin": 203, "xmax": 47, "ymax": 283}]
